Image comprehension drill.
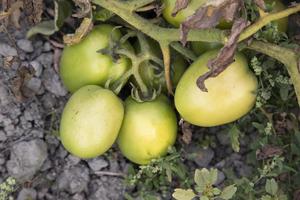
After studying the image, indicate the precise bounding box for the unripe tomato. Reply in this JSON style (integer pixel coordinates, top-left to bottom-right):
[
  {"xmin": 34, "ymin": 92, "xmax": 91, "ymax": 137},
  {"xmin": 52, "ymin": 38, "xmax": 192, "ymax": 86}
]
[
  {"xmin": 60, "ymin": 85, "xmax": 124, "ymax": 158},
  {"xmin": 117, "ymin": 95, "xmax": 177, "ymax": 165},
  {"xmin": 175, "ymin": 50, "xmax": 258, "ymax": 127},
  {"xmin": 191, "ymin": 41, "xmax": 222, "ymax": 56},
  {"xmin": 60, "ymin": 24, "xmax": 132, "ymax": 93},
  {"xmin": 265, "ymin": 0, "xmax": 288, "ymax": 33}
]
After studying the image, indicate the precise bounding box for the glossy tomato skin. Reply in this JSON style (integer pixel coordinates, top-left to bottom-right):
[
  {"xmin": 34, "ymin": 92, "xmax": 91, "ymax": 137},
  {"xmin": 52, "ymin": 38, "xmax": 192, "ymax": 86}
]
[
  {"xmin": 60, "ymin": 24, "xmax": 132, "ymax": 93},
  {"xmin": 60, "ymin": 85, "xmax": 124, "ymax": 158},
  {"xmin": 191, "ymin": 41, "xmax": 222, "ymax": 56},
  {"xmin": 175, "ymin": 50, "xmax": 258, "ymax": 127},
  {"xmin": 117, "ymin": 95, "xmax": 177, "ymax": 165}
]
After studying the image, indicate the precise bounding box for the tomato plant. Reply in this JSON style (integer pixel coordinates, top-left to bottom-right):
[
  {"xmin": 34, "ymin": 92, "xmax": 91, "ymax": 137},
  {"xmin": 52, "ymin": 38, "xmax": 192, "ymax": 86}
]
[
  {"xmin": 59, "ymin": 85, "xmax": 124, "ymax": 158},
  {"xmin": 175, "ymin": 50, "xmax": 258, "ymax": 127},
  {"xmin": 117, "ymin": 95, "xmax": 177, "ymax": 165},
  {"xmin": 60, "ymin": 24, "xmax": 132, "ymax": 93},
  {"xmin": 265, "ymin": 0, "xmax": 288, "ymax": 33}
]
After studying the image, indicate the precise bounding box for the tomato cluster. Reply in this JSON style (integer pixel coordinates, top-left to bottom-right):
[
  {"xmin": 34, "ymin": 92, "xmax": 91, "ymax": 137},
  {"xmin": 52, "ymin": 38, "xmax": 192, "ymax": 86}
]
[{"xmin": 59, "ymin": 0, "xmax": 287, "ymax": 164}]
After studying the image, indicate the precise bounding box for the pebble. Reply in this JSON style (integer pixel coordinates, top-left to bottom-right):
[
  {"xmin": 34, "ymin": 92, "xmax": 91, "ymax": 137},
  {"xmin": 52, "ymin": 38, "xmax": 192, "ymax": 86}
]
[
  {"xmin": 17, "ymin": 39, "xmax": 34, "ymax": 53},
  {"xmin": 43, "ymin": 42, "xmax": 52, "ymax": 52},
  {"xmin": 42, "ymin": 67, "xmax": 67, "ymax": 97},
  {"xmin": 30, "ymin": 61, "xmax": 43, "ymax": 77},
  {"xmin": 0, "ymin": 43, "xmax": 17, "ymax": 56},
  {"xmin": 87, "ymin": 157, "xmax": 108, "ymax": 172},
  {"xmin": 17, "ymin": 188, "xmax": 37, "ymax": 200},
  {"xmin": 186, "ymin": 146, "xmax": 215, "ymax": 168},
  {"xmin": 0, "ymin": 130, "xmax": 7, "ymax": 142},
  {"xmin": 24, "ymin": 77, "xmax": 42, "ymax": 95},
  {"xmin": 214, "ymin": 170, "xmax": 226, "ymax": 185},
  {"xmin": 6, "ymin": 139, "xmax": 48, "ymax": 182},
  {"xmin": 56, "ymin": 165, "xmax": 90, "ymax": 194}
]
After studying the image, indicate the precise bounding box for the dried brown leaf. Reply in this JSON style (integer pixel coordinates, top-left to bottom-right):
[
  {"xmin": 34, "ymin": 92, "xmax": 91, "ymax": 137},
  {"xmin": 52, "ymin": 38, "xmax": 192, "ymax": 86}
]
[
  {"xmin": 180, "ymin": 121, "xmax": 193, "ymax": 144},
  {"xmin": 256, "ymin": 145, "xmax": 283, "ymax": 160},
  {"xmin": 197, "ymin": 18, "xmax": 249, "ymax": 91},
  {"xmin": 0, "ymin": 0, "xmax": 23, "ymax": 24},
  {"xmin": 11, "ymin": 65, "xmax": 35, "ymax": 101},
  {"xmin": 172, "ymin": 0, "xmax": 190, "ymax": 17},
  {"xmin": 63, "ymin": 18, "xmax": 93, "ymax": 46},
  {"xmin": 180, "ymin": 0, "xmax": 242, "ymax": 45},
  {"xmin": 23, "ymin": 0, "xmax": 44, "ymax": 25},
  {"xmin": 72, "ymin": 0, "xmax": 91, "ymax": 18}
]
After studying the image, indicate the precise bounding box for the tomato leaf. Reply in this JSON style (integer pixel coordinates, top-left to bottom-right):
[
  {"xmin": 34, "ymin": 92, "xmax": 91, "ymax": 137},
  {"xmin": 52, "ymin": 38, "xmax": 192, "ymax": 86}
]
[
  {"xmin": 27, "ymin": 0, "xmax": 72, "ymax": 38},
  {"xmin": 93, "ymin": 8, "xmax": 115, "ymax": 22},
  {"xmin": 72, "ymin": 0, "xmax": 92, "ymax": 18},
  {"xmin": 172, "ymin": 0, "xmax": 190, "ymax": 17},
  {"xmin": 196, "ymin": 18, "xmax": 249, "ymax": 92},
  {"xmin": 229, "ymin": 125, "xmax": 241, "ymax": 152}
]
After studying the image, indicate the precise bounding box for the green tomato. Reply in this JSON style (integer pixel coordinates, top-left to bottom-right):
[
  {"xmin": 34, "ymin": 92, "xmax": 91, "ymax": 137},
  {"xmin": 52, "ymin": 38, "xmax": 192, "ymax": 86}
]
[
  {"xmin": 117, "ymin": 95, "xmax": 177, "ymax": 165},
  {"xmin": 60, "ymin": 85, "xmax": 124, "ymax": 158},
  {"xmin": 175, "ymin": 50, "xmax": 258, "ymax": 127},
  {"xmin": 134, "ymin": 38, "xmax": 188, "ymax": 92},
  {"xmin": 265, "ymin": 0, "xmax": 288, "ymax": 33},
  {"xmin": 191, "ymin": 41, "xmax": 222, "ymax": 56},
  {"xmin": 162, "ymin": 0, "xmax": 206, "ymax": 27},
  {"xmin": 60, "ymin": 24, "xmax": 132, "ymax": 93}
]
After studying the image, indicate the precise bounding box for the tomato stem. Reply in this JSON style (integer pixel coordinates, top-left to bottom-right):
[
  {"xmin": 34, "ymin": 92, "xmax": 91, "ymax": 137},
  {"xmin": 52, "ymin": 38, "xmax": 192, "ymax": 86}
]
[
  {"xmin": 170, "ymin": 42, "xmax": 197, "ymax": 61},
  {"xmin": 159, "ymin": 42, "xmax": 173, "ymax": 95}
]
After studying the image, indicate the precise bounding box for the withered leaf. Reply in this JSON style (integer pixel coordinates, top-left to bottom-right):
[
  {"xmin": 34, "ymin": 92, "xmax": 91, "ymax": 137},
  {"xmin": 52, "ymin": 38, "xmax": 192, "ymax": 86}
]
[
  {"xmin": 254, "ymin": 0, "xmax": 266, "ymax": 11},
  {"xmin": 180, "ymin": 0, "xmax": 242, "ymax": 45},
  {"xmin": 23, "ymin": 0, "xmax": 43, "ymax": 25},
  {"xmin": 11, "ymin": 65, "xmax": 35, "ymax": 101},
  {"xmin": 256, "ymin": 145, "xmax": 283, "ymax": 160},
  {"xmin": 63, "ymin": 18, "xmax": 93, "ymax": 46},
  {"xmin": 180, "ymin": 120, "xmax": 193, "ymax": 144},
  {"xmin": 197, "ymin": 18, "xmax": 249, "ymax": 92},
  {"xmin": 72, "ymin": 0, "xmax": 92, "ymax": 18},
  {"xmin": 0, "ymin": 0, "xmax": 23, "ymax": 28},
  {"xmin": 172, "ymin": 0, "xmax": 190, "ymax": 17}
]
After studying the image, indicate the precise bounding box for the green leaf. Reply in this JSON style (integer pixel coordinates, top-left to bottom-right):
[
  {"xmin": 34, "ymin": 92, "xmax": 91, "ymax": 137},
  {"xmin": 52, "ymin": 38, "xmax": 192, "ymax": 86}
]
[
  {"xmin": 194, "ymin": 169, "xmax": 210, "ymax": 192},
  {"xmin": 200, "ymin": 196, "xmax": 209, "ymax": 200},
  {"xmin": 213, "ymin": 187, "xmax": 221, "ymax": 195},
  {"xmin": 93, "ymin": 8, "xmax": 115, "ymax": 21},
  {"xmin": 27, "ymin": 0, "xmax": 72, "ymax": 38},
  {"xmin": 261, "ymin": 195, "xmax": 272, "ymax": 200},
  {"xmin": 209, "ymin": 169, "xmax": 218, "ymax": 185},
  {"xmin": 265, "ymin": 179, "xmax": 278, "ymax": 196},
  {"xmin": 172, "ymin": 189, "xmax": 196, "ymax": 200},
  {"xmin": 229, "ymin": 125, "xmax": 241, "ymax": 152},
  {"xmin": 220, "ymin": 185, "xmax": 237, "ymax": 200}
]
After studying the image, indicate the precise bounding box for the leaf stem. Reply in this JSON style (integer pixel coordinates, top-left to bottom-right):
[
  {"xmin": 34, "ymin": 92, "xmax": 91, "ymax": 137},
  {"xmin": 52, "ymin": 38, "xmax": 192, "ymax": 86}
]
[{"xmin": 160, "ymin": 42, "xmax": 173, "ymax": 95}]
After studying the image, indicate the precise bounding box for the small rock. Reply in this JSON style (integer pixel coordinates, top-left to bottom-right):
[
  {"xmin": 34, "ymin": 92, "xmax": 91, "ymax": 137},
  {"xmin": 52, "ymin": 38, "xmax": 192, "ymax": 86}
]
[
  {"xmin": 0, "ymin": 43, "xmax": 17, "ymax": 56},
  {"xmin": 88, "ymin": 177, "xmax": 124, "ymax": 200},
  {"xmin": 43, "ymin": 42, "xmax": 52, "ymax": 52},
  {"xmin": 40, "ymin": 159, "xmax": 52, "ymax": 171},
  {"xmin": 214, "ymin": 170, "xmax": 225, "ymax": 185},
  {"xmin": 217, "ymin": 131, "xmax": 231, "ymax": 146},
  {"xmin": 41, "ymin": 93, "xmax": 56, "ymax": 110},
  {"xmin": 186, "ymin": 146, "xmax": 214, "ymax": 168},
  {"xmin": 0, "ymin": 130, "xmax": 7, "ymax": 142},
  {"xmin": 66, "ymin": 155, "xmax": 81, "ymax": 166},
  {"xmin": 17, "ymin": 188, "xmax": 37, "ymax": 200},
  {"xmin": 17, "ymin": 39, "xmax": 34, "ymax": 53},
  {"xmin": 56, "ymin": 165, "xmax": 90, "ymax": 194},
  {"xmin": 42, "ymin": 67, "xmax": 67, "ymax": 97},
  {"xmin": 36, "ymin": 53, "xmax": 53, "ymax": 68},
  {"xmin": 87, "ymin": 157, "xmax": 108, "ymax": 172},
  {"xmin": 30, "ymin": 61, "xmax": 43, "ymax": 77},
  {"xmin": 24, "ymin": 77, "xmax": 42, "ymax": 96},
  {"xmin": 6, "ymin": 139, "xmax": 48, "ymax": 182},
  {"xmin": 72, "ymin": 193, "xmax": 85, "ymax": 200}
]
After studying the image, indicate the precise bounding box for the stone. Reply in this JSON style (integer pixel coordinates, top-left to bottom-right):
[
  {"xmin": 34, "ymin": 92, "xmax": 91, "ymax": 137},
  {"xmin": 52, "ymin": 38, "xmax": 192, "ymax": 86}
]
[
  {"xmin": 56, "ymin": 165, "xmax": 90, "ymax": 194},
  {"xmin": 30, "ymin": 61, "xmax": 43, "ymax": 77},
  {"xmin": 17, "ymin": 188, "xmax": 37, "ymax": 200},
  {"xmin": 87, "ymin": 157, "xmax": 108, "ymax": 172},
  {"xmin": 42, "ymin": 67, "xmax": 67, "ymax": 97},
  {"xmin": 6, "ymin": 139, "xmax": 48, "ymax": 182},
  {"xmin": 43, "ymin": 42, "xmax": 52, "ymax": 52},
  {"xmin": 36, "ymin": 53, "xmax": 53, "ymax": 68},
  {"xmin": 88, "ymin": 177, "xmax": 124, "ymax": 200},
  {"xmin": 186, "ymin": 146, "xmax": 215, "ymax": 168},
  {"xmin": 216, "ymin": 131, "xmax": 231, "ymax": 146},
  {"xmin": 17, "ymin": 39, "xmax": 34, "ymax": 53},
  {"xmin": 214, "ymin": 170, "xmax": 226, "ymax": 185},
  {"xmin": 24, "ymin": 77, "xmax": 42, "ymax": 95},
  {"xmin": 0, "ymin": 130, "xmax": 7, "ymax": 142},
  {"xmin": 66, "ymin": 155, "xmax": 81, "ymax": 166},
  {"xmin": 0, "ymin": 43, "xmax": 17, "ymax": 56}
]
